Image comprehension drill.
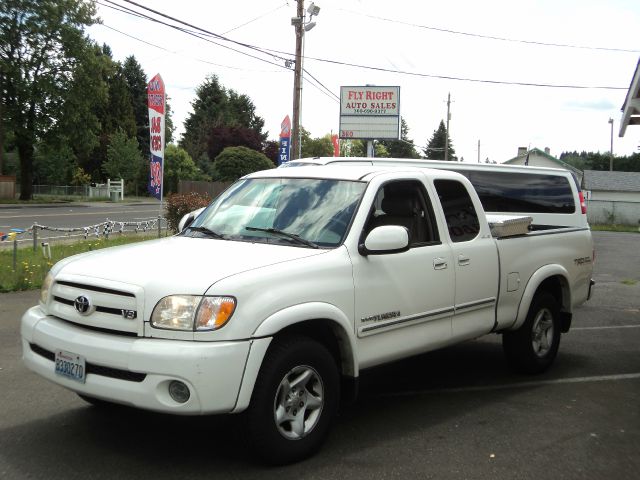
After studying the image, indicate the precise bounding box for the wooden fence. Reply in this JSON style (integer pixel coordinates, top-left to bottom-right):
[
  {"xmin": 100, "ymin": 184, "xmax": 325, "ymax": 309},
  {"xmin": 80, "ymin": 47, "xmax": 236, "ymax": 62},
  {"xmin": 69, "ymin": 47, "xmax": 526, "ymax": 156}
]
[
  {"xmin": 178, "ymin": 180, "xmax": 232, "ymax": 198},
  {"xmin": 0, "ymin": 176, "xmax": 16, "ymax": 199}
]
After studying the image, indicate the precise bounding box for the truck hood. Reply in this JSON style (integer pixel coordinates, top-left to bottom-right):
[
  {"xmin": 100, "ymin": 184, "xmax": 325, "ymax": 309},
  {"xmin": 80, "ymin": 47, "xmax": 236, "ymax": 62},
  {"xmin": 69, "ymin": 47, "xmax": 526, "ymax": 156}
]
[{"xmin": 56, "ymin": 236, "xmax": 327, "ymax": 295}]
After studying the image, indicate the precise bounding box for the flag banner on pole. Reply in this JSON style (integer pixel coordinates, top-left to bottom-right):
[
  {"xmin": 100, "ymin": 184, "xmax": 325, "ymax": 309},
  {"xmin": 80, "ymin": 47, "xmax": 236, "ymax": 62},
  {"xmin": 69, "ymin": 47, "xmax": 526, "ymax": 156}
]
[
  {"xmin": 149, "ymin": 154, "xmax": 163, "ymax": 199},
  {"xmin": 147, "ymin": 74, "xmax": 165, "ymax": 199},
  {"xmin": 278, "ymin": 115, "xmax": 291, "ymax": 165},
  {"xmin": 331, "ymin": 134, "xmax": 340, "ymax": 157}
]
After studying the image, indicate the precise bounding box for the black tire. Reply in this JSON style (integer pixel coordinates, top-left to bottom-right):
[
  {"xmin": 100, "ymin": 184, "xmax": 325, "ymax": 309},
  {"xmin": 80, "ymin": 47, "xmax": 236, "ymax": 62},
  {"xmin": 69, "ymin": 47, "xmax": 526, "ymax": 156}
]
[
  {"xmin": 503, "ymin": 292, "xmax": 561, "ymax": 374},
  {"xmin": 246, "ymin": 335, "xmax": 340, "ymax": 465}
]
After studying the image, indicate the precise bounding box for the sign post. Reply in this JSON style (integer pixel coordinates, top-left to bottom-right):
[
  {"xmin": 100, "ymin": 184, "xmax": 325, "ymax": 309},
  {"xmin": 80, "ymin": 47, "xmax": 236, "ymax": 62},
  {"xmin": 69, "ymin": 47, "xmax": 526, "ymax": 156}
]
[{"xmin": 147, "ymin": 74, "xmax": 166, "ymax": 210}]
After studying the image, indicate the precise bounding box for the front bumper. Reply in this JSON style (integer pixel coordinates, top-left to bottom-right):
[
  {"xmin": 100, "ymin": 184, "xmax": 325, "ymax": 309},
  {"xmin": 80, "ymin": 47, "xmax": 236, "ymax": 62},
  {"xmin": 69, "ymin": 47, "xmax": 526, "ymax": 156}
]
[{"xmin": 21, "ymin": 306, "xmax": 259, "ymax": 415}]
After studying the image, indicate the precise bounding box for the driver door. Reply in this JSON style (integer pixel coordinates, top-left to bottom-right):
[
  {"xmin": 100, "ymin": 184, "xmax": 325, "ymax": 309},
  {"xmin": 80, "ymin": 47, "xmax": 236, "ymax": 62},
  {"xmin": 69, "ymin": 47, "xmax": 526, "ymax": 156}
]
[{"xmin": 349, "ymin": 176, "xmax": 455, "ymax": 369}]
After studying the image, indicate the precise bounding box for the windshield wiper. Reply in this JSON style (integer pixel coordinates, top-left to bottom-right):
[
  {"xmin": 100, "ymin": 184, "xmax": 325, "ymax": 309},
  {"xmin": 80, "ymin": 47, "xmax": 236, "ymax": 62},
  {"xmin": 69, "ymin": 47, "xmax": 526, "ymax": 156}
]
[
  {"xmin": 187, "ymin": 226, "xmax": 225, "ymax": 239},
  {"xmin": 245, "ymin": 226, "xmax": 319, "ymax": 249}
]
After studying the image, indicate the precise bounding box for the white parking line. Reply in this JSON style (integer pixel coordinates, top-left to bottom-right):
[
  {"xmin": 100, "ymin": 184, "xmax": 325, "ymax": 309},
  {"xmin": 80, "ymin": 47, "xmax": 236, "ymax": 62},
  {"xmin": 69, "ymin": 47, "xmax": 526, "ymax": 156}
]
[
  {"xmin": 377, "ymin": 373, "xmax": 640, "ymax": 397},
  {"xmin": 573, "ymin": 325, "xmax": 640, "ymax": 330}
]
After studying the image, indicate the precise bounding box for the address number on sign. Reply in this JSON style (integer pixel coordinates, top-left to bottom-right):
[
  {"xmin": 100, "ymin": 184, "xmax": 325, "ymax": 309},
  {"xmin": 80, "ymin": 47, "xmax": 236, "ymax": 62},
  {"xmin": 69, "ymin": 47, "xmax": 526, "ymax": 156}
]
[{"xmin": 340, "ymin": 131, "xmax": 354, "ymax": 138}]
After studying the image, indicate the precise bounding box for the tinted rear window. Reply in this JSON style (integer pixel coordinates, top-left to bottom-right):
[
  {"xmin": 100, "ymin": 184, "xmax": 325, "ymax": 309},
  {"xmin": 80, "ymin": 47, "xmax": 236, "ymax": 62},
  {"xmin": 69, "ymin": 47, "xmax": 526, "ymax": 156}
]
[{"xmin": 457, "ymin": 171, "xmax": 575, "ymax": 214}]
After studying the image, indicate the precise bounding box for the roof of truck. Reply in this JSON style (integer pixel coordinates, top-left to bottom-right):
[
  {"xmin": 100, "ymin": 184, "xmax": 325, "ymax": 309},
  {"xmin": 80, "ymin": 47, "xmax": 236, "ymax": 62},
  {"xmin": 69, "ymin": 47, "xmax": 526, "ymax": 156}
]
[
  {"xmin": 246, "ymin": 164, "xmax": 466, "ymax": 182},
  {"xmin": 279, "ymin": 157, "xmax": 576, "ymax": 177}
]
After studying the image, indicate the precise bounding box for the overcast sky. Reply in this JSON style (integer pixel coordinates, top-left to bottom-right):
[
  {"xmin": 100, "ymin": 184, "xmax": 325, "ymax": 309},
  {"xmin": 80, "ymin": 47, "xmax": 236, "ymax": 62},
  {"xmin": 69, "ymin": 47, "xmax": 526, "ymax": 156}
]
[{"xmin": 88, "ymin": 0, "xmax": 640, "ymax": 163}]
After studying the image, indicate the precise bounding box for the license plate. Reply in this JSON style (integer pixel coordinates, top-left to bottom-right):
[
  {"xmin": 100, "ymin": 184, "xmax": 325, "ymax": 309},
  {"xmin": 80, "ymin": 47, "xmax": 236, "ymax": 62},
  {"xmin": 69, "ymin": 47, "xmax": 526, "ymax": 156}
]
[{"xmin": 55, "ymin": 350, "xmax": 86, "ymax": 384}]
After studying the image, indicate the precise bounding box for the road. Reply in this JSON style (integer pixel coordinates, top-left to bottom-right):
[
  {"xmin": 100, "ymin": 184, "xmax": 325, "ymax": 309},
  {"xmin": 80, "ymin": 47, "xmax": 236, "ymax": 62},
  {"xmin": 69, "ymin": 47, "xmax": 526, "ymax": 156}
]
[
  {"xmin": 0, "ymin": 202, "xmax": 166, "ymax": 245},
  {"xmin": 0, "ymin": 231, "xmax": 638, "ymax": 479}
]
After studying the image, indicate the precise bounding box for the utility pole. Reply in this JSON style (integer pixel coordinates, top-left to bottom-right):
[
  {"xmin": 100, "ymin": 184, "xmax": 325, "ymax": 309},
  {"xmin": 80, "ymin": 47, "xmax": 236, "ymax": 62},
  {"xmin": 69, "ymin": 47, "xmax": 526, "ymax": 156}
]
[
  {"xmin": 608, "ymin": 117, "xmax": 614, "ymax": 171},
  {"xmin": 291, "ymin": 0, "xmax": 304, "ymax": 160},
  {"xmin": 477, "ymin": 139, "xmax": 480, "ymax": 163},
  {"xmin": 445, "ymin": 93, "xmax": 451, "ymax": 161}
]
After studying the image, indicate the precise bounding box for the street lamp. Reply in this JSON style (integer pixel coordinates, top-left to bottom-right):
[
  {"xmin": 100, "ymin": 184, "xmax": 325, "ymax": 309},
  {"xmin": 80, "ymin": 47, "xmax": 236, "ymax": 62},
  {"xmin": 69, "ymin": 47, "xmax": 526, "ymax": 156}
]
[
  {"xmin": 608, "ymin": 117, "xmax": 614, "ymax": 171},
  {"xmin": 291, "ymin": 1, "xmax": 320, "ymax": 160}
]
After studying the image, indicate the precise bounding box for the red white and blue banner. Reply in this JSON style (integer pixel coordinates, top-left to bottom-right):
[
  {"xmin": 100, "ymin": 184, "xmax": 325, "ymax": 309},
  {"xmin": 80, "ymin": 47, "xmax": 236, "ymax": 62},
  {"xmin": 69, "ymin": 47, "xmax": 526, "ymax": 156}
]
[
  {"xmin": 278, "ymin": 115, "xmax": 291, "ymax": 165},
  {"xmin": 147, "ymin": 73, "xmax": 165, "ymax": 200}
]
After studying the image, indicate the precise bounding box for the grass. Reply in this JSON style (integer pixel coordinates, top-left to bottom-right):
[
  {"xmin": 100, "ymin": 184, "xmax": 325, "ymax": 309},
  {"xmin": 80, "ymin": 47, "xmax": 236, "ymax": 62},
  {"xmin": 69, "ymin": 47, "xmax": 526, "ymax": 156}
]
[
  {"xmin": 591, "ymin": 224, "xmax": 640, "ymax": 233},
  {"xmin": 621, "ymin": 279, "xmax": 638, "ymax": 286},
  {"xmin": 0, "ymin": 233, "xmax": 161, "ymax": 293}
]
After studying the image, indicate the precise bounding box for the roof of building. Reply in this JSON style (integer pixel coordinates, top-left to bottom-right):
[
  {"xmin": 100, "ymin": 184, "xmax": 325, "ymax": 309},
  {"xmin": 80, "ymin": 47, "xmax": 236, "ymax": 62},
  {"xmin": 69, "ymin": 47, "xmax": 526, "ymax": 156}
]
[
  {"xmin": 504, "ymin": 148, "xmax": 583, "ymax": 176},
  {"xmin": 620, "ymin": 57, "xmax": 640, "ymax": 137},
  {"xmin": 582, "ymin": 169, "xmax": 640, "ymax": 192}
]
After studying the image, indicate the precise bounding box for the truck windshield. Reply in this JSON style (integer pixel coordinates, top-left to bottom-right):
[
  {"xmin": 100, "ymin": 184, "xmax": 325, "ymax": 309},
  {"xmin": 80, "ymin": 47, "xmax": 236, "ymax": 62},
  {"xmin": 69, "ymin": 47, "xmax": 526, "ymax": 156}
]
[{"xmin": 187, "ymin": 178, "xmax": 366, "ymax": 248}]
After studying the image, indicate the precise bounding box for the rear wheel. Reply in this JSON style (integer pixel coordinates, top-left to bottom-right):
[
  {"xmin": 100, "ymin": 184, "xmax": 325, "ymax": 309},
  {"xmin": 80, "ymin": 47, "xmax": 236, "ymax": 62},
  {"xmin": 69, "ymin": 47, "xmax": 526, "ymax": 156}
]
[
  {"xmin": 246, "ymin": 335, "xmax": 339, "ymax": 465},
  {"xmin": 503, "ymin": 292, "xmax": 561, "ymax": 374}
]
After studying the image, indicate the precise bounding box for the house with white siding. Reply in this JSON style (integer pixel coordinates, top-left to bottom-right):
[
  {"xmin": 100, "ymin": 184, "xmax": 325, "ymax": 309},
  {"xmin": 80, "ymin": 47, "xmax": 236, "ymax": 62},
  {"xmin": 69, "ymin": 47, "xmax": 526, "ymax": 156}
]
[{"xmin": 504, "ymin": 147, "xmax": 584, "ymax": 184}]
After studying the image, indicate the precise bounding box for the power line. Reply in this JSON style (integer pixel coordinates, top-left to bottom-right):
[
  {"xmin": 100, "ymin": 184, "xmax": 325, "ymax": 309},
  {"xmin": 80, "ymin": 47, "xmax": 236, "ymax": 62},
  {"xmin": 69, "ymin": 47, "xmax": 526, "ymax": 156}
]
[
  {"xmin": 101, "ymin": 0, "xmax": 290, "ymax": 70},
  {"xmin": 222, "ymin": 3, "xmax": 288, "ymax": 35},
  {"xmin": 303, "ymin": 68, "xmax": 340, "ymax": 101},
  {"xmin": 99, "ymin": 23, "xmax": 283, "ymax": 72},
  {"xmin": 339, "ymin": 8, "xmax": 640, "ymax": 54},
  {"xmin": 99, "ymin": 0, "xmax": 629, "ymax": 91},
  {"xmin": 301, "ymin": 54, "xmax": 628, "ymax": 90}
]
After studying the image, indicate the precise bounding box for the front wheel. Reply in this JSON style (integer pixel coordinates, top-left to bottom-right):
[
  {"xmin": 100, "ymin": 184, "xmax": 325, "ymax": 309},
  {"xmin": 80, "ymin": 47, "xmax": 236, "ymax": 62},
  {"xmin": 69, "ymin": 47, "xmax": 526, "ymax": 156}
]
[
  {"xmin": 246, "ymin": 335, "xmax": 340, "ymax": 465},
  {"xmin": 503, "ymin": 292, "xmax": 561, "ymax": 374}
]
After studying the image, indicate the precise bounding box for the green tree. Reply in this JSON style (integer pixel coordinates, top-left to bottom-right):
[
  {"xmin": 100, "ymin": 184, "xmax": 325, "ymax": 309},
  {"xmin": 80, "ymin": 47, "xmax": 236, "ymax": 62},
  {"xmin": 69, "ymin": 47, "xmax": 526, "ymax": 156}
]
[
  {"xmin": 213, "ymin": 146, "xmax": 274, "ymax": 182},
  {"xmin": 180, "ymin": 75, "xmax": 266, "ymax": 163},
  {"xmin": 300, "ymin": 128, "xmax": 334, "ymax": 158},
  {"xmin": 33, "ymin": 143, "xmax": 75, "ymax": 185},
  {"xmin": 1, "ymin": 0, "xmax": 97, "ymax": 199},
  {"xmin": 340, "ymin": 139, "xmax": 388, "ymax": 158},
  {"xmin": 424, "ymin": 120, "xmax": 456, "ymax": 161},
  {"xmin": 165, "ymin": 96, "xmax": 175, "ymax": 145},
  {"xmin": 559, "ymin": 150, "xmax": 640, "ymax": 173},
  {"xmin": 122, "ymin": 55, "xmax": 149, "ymax": 156},
  {"xmin": 71, "ymin": 166, "xmax": 91, "ymax": 186},
  {"xmin": 163, "ymin": 144, "xmax": 202, "ymax": 194},
  {"xmin": 379, "ymin": 118, "xmax": 420, "ymax": 158},
  {"xmin": 103, "ymin": 129, "xmax": 142, "ymax": 191}
]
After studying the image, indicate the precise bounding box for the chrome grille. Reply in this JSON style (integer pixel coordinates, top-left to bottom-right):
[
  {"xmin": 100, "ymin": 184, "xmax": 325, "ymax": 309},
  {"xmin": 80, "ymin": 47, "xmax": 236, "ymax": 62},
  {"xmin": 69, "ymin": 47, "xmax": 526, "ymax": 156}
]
[{"xmin": 49, "ymin": 279, "xmax": 143, "ymax": 335}]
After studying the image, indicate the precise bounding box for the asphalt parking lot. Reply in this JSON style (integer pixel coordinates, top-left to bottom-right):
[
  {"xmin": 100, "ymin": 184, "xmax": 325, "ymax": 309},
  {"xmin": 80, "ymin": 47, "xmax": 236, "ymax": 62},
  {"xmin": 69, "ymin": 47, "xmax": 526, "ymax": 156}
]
[{"xmin": 0, "ymin": 230, "xmax": 638, "ymax": 479}]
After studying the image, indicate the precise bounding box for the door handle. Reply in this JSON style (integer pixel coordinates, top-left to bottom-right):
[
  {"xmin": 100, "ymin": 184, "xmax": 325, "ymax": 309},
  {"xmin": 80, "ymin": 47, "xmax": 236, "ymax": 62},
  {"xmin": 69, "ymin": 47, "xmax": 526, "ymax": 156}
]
[
  {"xmin": 433, "ymin": 257, "xmax": 448, "ymax": 270},
  {"xmin": 458, "ymin": 255, "xmax": 470, "ymax": 266}
]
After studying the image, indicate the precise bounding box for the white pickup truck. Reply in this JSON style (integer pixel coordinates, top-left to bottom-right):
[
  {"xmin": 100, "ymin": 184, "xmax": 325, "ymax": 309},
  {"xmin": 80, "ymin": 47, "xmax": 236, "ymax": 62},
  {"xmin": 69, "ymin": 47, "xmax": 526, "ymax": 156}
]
[{"xmin": 22, "ymin": 161, "xmax": 594, "ymax": 464}]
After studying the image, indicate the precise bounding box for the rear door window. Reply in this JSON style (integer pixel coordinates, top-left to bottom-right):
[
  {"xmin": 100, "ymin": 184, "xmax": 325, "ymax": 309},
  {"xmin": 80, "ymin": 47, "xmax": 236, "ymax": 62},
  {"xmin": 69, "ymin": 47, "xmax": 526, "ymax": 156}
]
[{"xmin": 459, "ymin": 171, "xmax": 575, "ymax": 214}]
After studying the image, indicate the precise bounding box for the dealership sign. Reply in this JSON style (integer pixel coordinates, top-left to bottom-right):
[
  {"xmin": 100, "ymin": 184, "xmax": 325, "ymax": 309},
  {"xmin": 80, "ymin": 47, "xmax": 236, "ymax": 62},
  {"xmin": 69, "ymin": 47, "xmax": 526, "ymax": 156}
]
[{"xmin": 339, "ymin": 86, "xmax": 400, "ymax": 140}]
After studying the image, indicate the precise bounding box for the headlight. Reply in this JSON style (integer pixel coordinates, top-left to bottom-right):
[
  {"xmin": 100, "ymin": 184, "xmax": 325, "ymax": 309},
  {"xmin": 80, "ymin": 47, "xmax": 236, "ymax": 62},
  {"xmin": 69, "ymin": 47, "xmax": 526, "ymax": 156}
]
[
  {"xmin": 40, "ymin": 273, "xmax": 53, "ymax": 305},
  {"xmin": 150, "ymin": 295, "xmax": 236, "ymax": 331}
]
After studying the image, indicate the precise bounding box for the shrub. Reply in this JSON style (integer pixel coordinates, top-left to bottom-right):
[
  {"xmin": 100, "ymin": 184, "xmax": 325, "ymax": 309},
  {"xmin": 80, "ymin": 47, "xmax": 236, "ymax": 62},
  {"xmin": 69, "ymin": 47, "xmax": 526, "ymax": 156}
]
[
  {"xmin": 165, "ymin": 192, "xmax": 211, "ymax": 232},
  {"xmin": 213, "ymin": 146, "xmax": 274, "ymax": 182}
]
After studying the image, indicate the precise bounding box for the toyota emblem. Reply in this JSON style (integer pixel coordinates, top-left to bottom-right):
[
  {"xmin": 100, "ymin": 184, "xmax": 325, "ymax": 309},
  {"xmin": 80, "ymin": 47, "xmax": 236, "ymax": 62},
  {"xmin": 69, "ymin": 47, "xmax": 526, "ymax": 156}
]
[{"xmin": 74, "ymin": 296, "xmax": 92, "ymax": 315}]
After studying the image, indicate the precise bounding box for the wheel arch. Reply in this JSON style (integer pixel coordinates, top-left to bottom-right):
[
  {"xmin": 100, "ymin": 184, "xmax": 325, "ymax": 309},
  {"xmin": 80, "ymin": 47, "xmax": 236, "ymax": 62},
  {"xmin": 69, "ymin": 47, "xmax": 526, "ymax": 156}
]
[
  {"xmin": 510, "ymin": 265, "xmax": 572, "ymax": 332},
  {"xmin": 233, "ymin": 303, "xmax": 357, "ymax": 412}
]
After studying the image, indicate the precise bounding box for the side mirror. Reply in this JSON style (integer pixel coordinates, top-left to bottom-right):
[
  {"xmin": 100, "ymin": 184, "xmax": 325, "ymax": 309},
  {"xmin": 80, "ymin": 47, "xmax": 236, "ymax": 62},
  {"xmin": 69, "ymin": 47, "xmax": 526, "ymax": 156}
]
[
  {"xmin": 178, "ymin": 207, "xmax": 206, "ymax": 233},
  {"xmin": 359, "ymin": 225, "xmax": 409, "ymax": 256}
]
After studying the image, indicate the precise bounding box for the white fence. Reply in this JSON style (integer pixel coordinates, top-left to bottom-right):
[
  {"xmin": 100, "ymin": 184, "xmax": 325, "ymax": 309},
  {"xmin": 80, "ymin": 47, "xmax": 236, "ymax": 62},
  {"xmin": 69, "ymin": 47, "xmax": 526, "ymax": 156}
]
[
  {"xmin": 19, "ymin": 179, "xmax": 124, "ymax": 200},
  {"xmin": 587, "ymin": 200, "xmax": 640, "ymax": 226}
]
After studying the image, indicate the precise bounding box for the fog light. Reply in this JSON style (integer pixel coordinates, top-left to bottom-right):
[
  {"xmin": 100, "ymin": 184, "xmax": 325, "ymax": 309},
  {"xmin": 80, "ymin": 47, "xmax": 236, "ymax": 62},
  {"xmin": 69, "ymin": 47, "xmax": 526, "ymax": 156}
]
[{"xmin": 168, "ymin": 381, "xmax": 190, "ymax": 403}]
